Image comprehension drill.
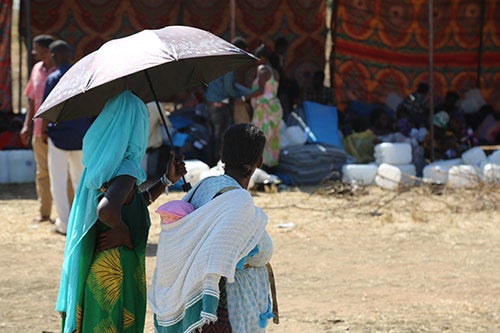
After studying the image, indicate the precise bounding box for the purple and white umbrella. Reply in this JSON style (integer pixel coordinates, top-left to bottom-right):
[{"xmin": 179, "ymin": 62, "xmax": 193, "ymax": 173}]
[{"xmin": 35, "ymin": 25, "xmax": 256, "ymax": 123}]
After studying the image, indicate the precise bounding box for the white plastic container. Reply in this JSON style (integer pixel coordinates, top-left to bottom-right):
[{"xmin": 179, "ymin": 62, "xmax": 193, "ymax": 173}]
[
  {"xmin": 375, "ymin": 163, "xmax": 417, "ymax": 190},
  {"xmin": 375, "ymin": 163, "xmax": 402, "ymax": 190},
  {"xmin": 461, "ymin": 147, "xmax": 487, "ymax": 167},
  {"xmin": 342, "ymin": 163, "xmax": 378, "ymax": 185},
  {"xmin": 0, "ymin": 151, "xmax": 9, "ymax": 184},
  {"xmin": 488, "ymin": 149, "xmax": 500, "ymax": 165},
  {"xmin": 482, "ymin": 163, "xmax": 500, "ymax": 183},
  {"xmin": 422, "ymin": 158, "xmax": 463, "ymax": 184},
  {"xmin": 447, "ymin": 165, "xmax": 481, "ymax": 188},
  {"xmin": 7, "ymin": 150, "xmax": 36, "ymax": 183},
  {"xmin": 183, "ymin": 159, "xmax": 210, "ymax": 186},
  {"xmin": 374, "ymin": 142, "xmax": 412, "ymax": 165}
]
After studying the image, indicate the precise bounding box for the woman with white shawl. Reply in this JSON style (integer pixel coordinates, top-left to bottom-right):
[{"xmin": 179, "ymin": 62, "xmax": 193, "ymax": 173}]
[{"xmin": 149, "ymin": 123, "xmax": 275, "ymax": 333}]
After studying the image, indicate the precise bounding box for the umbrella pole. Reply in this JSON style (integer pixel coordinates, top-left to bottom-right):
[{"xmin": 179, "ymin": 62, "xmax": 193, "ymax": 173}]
[
  {"xmin": 428, "ymin": 0, "xmax": 435, "ymax": 162},
  {"xmin": 144, "ymin": 70, "xmax": 192, "ymax": 192}
]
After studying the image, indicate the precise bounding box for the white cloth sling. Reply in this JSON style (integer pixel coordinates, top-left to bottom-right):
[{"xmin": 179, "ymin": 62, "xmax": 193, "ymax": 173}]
[{"xmin": 148, "ymin": 188, "xmax": 267, "ymax": 331}]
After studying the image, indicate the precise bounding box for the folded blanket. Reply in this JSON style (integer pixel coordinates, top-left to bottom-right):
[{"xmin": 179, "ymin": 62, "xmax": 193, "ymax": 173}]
[{"xmin": 148, "ymin": 188, "xmax": 267, "ymax": 333}]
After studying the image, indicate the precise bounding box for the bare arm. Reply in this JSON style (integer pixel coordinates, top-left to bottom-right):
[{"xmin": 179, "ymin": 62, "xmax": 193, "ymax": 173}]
[
  {"xmin": 96, "ymin": 175, "xmax": 136, "ymax": 251},
  {"xmin": 96, "ymin": 151, "xmax": 186, "ymax": 251},
  {"xmin": 242, "ymin": 66, "xmax": 271, "ymax": 101},
  {"xmin": 20, "ymin": 99, "xmax": 35, "ymax": 145}
]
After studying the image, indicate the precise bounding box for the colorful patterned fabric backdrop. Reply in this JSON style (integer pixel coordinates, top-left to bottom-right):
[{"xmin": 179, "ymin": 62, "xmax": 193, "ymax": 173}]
[
  {"xmin": 331, "ymin": 0, "xmax": 500, "ymax": 112},
  {"xmin": 21, "ymin": 0, "xmax": 326, "ymax": 91},
  {"xmin": 0, "ymin": 0, "xmax": 12, "ymax": 113}
]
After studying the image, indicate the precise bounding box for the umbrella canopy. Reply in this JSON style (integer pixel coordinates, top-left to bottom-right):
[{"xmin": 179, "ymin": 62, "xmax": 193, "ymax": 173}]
[{"xmin": 35, "ymin": 25, "xmax": 257, "ymax": 123}]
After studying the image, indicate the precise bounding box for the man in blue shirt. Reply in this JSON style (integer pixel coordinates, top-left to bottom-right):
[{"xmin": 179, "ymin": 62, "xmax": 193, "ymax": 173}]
[
  {"xmin": 42, "ymin": 40, "xmax": 92, "ymax": 235},
  {"xmin": 204, "ymin": 37, "xmax": 250, "ymax": 166}
]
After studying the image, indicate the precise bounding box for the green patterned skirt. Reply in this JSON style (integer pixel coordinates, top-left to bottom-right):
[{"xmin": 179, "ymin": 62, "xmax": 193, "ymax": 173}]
[{"xmin": 66, "ymin": 188, "xmax": 150, "ymax": 333}]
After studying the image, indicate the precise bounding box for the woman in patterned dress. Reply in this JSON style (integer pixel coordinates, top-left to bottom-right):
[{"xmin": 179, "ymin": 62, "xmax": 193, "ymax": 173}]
[
  {"xmin": 242, "ymin": 44, "xmax": 283, "ymax": 169},
  {"xmin": 56, "ymin": 90, "xmax": 186, "ymax": 333}
]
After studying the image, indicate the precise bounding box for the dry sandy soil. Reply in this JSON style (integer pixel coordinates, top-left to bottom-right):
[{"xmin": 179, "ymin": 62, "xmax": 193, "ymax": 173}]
[{"xmin": 0, "ymin": 181, "xmax": 499, "ymax": 333}]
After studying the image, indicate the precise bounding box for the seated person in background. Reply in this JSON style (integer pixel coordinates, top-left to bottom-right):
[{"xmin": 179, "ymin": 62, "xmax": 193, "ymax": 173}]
[
  {"xmin": 394, "ymin": 104, "xmax": 414, "ymax": 138},
  {"xmin": 0, "ymin": 116, "xmax": 28, "ymax": 150},
  {"xmin": 384, "ymin": 104, "xmax": 426, "ymax": 176},
  {"xmin": 437, "ymin": 91, "xmax": 464, "ymax": 127},
  {"xmin": 370, "ymin": 107, "xmax": 394, "ymax": 142},
  {"xmin": 343, "ymin": 118, "xmax": 376, "ymax": 164},
  {"xmin": 465, "ymin": 103, "xmax": 490, "ymax": 133},
  {"xmin": 302, "ymin": 70, "xmax": 336, "ymax": 106},
  {"xmin": 423, "ymin": 111, "xmax": 459, "ymax": 160},
  {"xmin": 400, "ymin": 82, "xmax": 429, "ymax": 128},
  {"xmin": 446, "ymin": 109, "xmax": 479, "ymax": 152},
  {"xmin": 474, "ymin": 104, "xmax": 500, "ymax": 145}
]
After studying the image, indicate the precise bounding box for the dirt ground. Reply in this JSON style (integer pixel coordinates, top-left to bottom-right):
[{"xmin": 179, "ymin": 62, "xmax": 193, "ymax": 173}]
[{"xmin": 0, "ymin": 181, "xmax": 499, "ymax": 333}]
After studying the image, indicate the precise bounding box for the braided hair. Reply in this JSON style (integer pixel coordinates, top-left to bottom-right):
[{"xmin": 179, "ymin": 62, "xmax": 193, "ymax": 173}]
[{"xmin": 221, "ymin": 123, "xmax": 266, "ymax": 178}]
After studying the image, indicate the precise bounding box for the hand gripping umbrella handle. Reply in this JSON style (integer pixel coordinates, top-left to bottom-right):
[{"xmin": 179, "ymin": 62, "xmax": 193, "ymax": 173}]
[{"xmin": 144, "ymin": 70, "xmax": 192, "ymax": 192}]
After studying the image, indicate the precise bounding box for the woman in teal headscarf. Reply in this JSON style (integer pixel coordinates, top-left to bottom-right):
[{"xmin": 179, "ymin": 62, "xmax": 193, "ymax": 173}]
[{"xmin": 56, "ymin": 90, "xmax": 186, "ymax": 333}]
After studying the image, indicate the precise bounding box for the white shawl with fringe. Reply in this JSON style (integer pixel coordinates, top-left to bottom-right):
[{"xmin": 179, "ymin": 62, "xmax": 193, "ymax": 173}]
[{"xmin": 148, "ymin": 188, "xmax": 267, "ymax": 331}]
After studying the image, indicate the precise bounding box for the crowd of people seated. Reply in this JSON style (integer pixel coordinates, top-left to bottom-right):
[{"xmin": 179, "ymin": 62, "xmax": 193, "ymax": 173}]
[
  {"xmin": 340, "ymin": 83, "xmax": 499, "ymax": 175},
  {"xmin": 3, "ymin": 35, "xmax": 499, "ymax": 184},
  {"xmin": 163, "ymin": 68, "xmax": 498, "ymax": 175}
]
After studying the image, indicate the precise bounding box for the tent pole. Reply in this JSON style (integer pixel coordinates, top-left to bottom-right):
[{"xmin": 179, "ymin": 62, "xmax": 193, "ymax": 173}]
[
  {"xmin": 476, "ymin": 0, "xmax": 486, "ymax": 88},
  {"xmin": 330, "ymin": 0, "xmax": 339, "ymax": 89},
  {"xmin": 230, "ymin": 0, "xmax": 235, "ymax": 41},
  {"xmin": 428, "ymin": 0, "xmax": 435, "ymax": 162},
  {"xmin": 17, "ymin": 2, "xmax": 23, "ymax": 114},
  {"xmin": 25, "ymin": 0, "xmax": 32, "ymax": 74},
  {"xmin": 144, "ymin": 69, "xmax": 192, "ymax": 192}
]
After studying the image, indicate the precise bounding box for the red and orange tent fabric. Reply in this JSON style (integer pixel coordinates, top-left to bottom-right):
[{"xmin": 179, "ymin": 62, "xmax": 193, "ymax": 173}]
[{"xmin": 331, "ymin": 0, "xmax": 500, "ymax": 111}]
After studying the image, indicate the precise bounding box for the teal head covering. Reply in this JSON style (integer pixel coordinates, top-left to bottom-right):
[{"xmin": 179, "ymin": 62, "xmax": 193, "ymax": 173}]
[
  {"xmin": 434, "ymin": 111, "xmax": 450, "ymax": 129},
  {"xmin": 56, "ymin": 90, "xmax": 148, "ymax": 333}
]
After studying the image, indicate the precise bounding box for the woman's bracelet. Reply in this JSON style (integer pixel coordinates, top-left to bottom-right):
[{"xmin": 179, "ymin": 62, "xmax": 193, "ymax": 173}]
[{"xmin": 160, "ymin": 174, "xmax": 173, "ymax": 187}]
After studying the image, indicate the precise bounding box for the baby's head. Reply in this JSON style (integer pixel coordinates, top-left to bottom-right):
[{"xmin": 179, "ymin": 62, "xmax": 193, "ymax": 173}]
[{"xmin": 155, "ymin": 200, "xmax": 194, "ymax": 224}]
